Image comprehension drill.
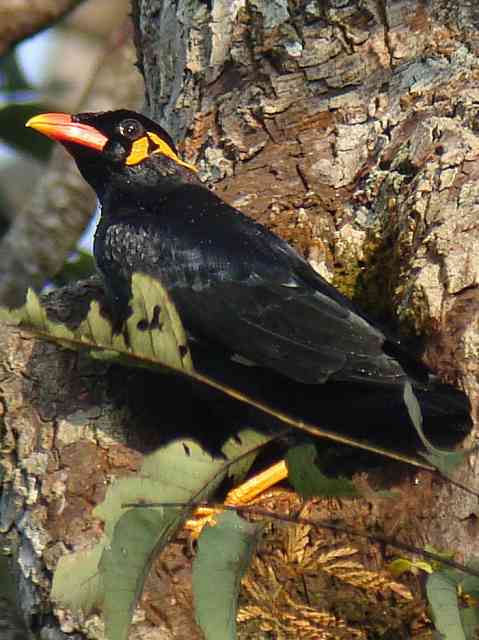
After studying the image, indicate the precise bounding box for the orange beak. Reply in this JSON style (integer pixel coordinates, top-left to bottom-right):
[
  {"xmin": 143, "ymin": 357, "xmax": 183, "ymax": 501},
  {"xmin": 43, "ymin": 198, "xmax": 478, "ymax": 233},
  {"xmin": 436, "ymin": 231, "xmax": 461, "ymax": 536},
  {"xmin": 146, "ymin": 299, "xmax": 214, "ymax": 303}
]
[{"xmin": 26, "ymin": 113, "xmax": 108, "ymax": 151}]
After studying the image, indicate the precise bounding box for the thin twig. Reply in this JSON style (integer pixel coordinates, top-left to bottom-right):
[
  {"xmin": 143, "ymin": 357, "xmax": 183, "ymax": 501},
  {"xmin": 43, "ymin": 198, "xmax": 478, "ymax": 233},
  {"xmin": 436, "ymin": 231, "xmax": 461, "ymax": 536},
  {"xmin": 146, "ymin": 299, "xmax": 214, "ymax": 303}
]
[{"xmin": 125, "ymin": 501, "xmax": 479, "ymax": 579}]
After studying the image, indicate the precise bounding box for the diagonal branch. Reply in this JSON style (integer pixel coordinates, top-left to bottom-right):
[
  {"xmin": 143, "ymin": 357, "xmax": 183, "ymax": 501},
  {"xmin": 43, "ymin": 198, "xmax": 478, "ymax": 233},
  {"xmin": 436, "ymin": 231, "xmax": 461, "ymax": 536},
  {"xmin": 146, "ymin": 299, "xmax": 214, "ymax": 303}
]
[{"xmin": 0, "ymin": 0, "xmax": 85, "ymax": 56}]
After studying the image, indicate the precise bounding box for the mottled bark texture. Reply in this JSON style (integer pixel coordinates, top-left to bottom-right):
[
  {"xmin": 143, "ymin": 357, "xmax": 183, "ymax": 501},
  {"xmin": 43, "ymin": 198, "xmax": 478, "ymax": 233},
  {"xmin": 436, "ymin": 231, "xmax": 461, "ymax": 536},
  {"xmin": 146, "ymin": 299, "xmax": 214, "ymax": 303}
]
[
  {"xmin": 1, "ymin": 0, "xmax": 479, "ymax": 638},
  {"xmin": 134, "ymin": 0, "xmax": 479, "ymax": 550},
  {"xmin": 1, "ymin": 324, "xmax": 109, "ymax": 640},
  {"xmin": 0, "ymin": 282, "xmax": 205, "ymax": 640}
]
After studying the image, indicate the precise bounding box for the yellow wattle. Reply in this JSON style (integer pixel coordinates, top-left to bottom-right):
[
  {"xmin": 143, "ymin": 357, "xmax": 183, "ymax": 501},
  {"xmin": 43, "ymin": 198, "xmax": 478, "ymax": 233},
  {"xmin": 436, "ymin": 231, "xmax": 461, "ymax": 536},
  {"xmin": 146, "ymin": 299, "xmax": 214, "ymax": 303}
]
[{"xmin": 126, "ymin": 132, "xmax": 197, "ymax": 173}]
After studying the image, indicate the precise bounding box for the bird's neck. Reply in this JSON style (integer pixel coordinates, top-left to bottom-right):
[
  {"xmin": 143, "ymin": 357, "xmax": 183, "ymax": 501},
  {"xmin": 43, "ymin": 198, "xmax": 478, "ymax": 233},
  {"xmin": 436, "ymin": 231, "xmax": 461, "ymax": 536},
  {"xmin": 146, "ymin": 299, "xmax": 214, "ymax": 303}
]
[
  {"xmin": 98, "ymin": 182, "xmax": 170, "ymax": 214},
  {"xmin": 99, "ymin": 176, "xmax": 209, "ymax": 221},
  {"xmin": 98, "ymin": 171, "xmax": 202, "ymax": 213}
]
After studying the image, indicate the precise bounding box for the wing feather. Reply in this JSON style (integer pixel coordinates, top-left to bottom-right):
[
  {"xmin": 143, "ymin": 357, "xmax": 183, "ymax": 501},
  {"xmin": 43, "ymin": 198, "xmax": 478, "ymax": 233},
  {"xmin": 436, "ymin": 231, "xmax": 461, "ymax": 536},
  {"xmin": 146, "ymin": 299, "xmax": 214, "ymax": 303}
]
[{"xmin": 173, "ymin": 278, "xmax": 407, "ymax": 385}]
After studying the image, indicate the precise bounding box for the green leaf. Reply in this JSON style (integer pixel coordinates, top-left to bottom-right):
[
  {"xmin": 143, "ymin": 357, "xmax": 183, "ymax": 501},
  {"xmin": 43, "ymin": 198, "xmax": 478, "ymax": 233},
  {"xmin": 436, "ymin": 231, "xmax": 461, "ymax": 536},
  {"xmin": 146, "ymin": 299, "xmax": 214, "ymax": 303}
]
[
  {"xmin": 403, "ymin": 383, "xmax": 466, "ymax": 475},
  {"xmin": 100, "ymin": 431, "xmax": 272, "ymax": 640},
  {"xmin": 459, "ymin": 607, "xmax": 479, "ymax": 640},
  {"xmin": 0, "ymin": 272, "xmax": 194, "ymax": 373},
  {"xmin": 427, "ymin": 570, "xmax": 465, "ymax": 640},
  {"xmin": 286, "ymin": 443, "xmax": 359, "ymax": 498},
  {"xmin": 192, "ymin": 511, "xmax": 261, "ymax": 640},
  {"xmin": 461, "ymin": 559, "xmax": 479, "ymax": 598},
  {"xmin": 421, "ymin": 447, "xmax": 467, "ymax": 478},
  {"xmin": 52, "ymin": 429, "xmax": 274, "ymax": 640},
  {"xmin": 388, "ymin": 557, "xmax": 433, "ymax": 578},
  {"xmin": 51, "ymin": 543, "xmax": 104, "ymax": 613}
]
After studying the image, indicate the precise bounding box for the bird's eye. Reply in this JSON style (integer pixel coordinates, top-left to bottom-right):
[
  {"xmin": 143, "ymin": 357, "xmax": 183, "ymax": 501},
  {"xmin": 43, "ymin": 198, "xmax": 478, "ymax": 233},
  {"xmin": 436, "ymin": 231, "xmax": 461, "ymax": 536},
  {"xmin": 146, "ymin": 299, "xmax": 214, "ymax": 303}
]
[{"xmin": 118, "ymin": 119, "xmax": 144, "ymax": 141}]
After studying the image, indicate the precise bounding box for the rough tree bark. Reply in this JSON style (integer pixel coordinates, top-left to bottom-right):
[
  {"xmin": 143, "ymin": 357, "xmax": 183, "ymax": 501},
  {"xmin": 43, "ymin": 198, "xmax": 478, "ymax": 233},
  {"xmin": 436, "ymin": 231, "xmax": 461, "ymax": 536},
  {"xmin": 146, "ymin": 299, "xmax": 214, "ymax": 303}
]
[
  {"xmin": 134, "ymin": 0, "xmax": 479, "ymax": 551},
  {"xmin": 1, "ymin": 1, "xmax": 478, "ymax": 638}
]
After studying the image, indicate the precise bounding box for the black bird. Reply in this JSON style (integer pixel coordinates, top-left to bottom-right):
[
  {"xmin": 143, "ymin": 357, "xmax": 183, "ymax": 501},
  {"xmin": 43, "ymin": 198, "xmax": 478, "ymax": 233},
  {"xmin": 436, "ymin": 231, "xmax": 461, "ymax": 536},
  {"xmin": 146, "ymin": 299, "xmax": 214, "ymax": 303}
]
[{"xmin": 26, "ymin": 110, "xmax": 469, "ymax": 437}]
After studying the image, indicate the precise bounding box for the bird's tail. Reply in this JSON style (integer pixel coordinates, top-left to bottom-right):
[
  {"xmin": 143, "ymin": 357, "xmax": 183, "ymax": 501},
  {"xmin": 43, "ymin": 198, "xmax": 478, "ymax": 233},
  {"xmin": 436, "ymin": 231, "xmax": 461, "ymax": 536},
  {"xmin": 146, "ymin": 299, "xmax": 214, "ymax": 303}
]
[
  {"xmin": 194, "ymin": 342, "xmax": 472, "ymax": 451},
  {"xmin": 303, "ymin": 379, "xmax": 471, "ymax": 449}
]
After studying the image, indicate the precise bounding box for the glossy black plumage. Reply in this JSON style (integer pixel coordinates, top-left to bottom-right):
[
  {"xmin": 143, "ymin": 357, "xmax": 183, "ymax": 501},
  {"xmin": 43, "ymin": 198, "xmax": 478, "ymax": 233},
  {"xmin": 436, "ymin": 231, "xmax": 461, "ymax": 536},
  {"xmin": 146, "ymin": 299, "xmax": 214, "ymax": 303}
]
[
  {"xmin": 27, "ymin": 109, "xmax": 470, "ymax": 433},
  {"xmin": 95, "ymin": 180, "xmax": 419, "ymax": 387}
]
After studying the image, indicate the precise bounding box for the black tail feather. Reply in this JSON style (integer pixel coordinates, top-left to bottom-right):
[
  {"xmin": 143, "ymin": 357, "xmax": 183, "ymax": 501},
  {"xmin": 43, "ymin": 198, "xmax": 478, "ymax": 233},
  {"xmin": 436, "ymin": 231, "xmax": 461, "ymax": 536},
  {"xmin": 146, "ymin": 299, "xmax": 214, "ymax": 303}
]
[{"xmin": 193, "ymin": 342, "xmax": 472, "ymax": 451}]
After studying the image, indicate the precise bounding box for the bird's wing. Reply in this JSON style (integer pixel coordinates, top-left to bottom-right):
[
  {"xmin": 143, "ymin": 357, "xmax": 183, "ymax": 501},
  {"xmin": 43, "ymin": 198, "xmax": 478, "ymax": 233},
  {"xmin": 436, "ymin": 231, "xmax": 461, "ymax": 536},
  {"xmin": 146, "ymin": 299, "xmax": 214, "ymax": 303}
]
[
  {"xmin": 174, "ymin": 274, "xmax": 407, "ymax": 385},
  {"xmin": 118, "ymin": 185, "xmax": 411, "ymax": 386},
  {"xmin": 149, "ymin": 196, "xmax": 407, "ymax": 385}
]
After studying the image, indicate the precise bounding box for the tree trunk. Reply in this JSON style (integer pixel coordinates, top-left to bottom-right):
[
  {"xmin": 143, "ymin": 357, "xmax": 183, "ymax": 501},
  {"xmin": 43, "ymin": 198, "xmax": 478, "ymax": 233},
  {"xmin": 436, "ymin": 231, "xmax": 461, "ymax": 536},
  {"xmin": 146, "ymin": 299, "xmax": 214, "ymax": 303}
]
[
  {"xmin": 134, "ymin": 0, "xmax": 479, "ymax": 550},
  {"xmin": 1, "ymin": 1, "xmax": 478, "ymax": 638}
]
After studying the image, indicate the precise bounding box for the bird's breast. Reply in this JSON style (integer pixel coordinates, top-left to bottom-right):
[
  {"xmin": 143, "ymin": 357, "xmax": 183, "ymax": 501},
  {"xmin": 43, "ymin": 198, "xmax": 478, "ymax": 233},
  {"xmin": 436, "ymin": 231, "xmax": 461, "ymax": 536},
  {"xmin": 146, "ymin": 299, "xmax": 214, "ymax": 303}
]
[
  {"xmin": 96, "ymin": 221, "xmax": 163, "ymax": 279},
  {"xmin": 94, "ymin": 217, "xmax": 234, "ymax": 296}
]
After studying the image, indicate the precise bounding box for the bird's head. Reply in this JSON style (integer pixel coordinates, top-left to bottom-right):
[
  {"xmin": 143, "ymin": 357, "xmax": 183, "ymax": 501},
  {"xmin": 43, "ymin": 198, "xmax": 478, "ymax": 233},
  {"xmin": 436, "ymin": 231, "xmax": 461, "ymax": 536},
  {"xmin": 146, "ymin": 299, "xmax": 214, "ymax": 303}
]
[{"xmin": 26, "ymin": 109, "xmax": 198, "ymax": 201}]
